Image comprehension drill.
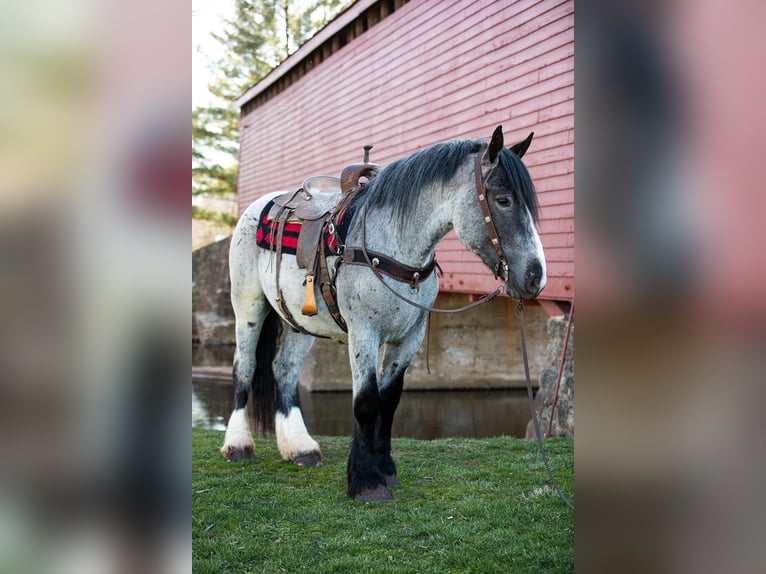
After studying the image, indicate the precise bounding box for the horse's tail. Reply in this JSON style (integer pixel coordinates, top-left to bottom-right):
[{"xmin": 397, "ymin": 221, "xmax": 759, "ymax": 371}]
[{"xmin": 251, "ymin": 308, "xmax": 282, "ymax": 433}]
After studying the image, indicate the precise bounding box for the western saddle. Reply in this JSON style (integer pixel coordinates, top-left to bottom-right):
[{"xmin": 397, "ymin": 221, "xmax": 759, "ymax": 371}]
[{"xmin": 269, "ymin": 146, "xmax": 379, "ymax": 335}]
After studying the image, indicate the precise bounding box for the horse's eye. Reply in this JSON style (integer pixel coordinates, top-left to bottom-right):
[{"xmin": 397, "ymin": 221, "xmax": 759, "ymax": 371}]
[{"xmin": 496, "ymin": 196, "xmax": 511, "ymax": 207}]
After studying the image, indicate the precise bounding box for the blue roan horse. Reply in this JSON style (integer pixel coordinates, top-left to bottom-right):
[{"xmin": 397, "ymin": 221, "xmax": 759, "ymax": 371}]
[{"xmin": 221, "ymin": 126, "xmax": 546, "ymax": 502}]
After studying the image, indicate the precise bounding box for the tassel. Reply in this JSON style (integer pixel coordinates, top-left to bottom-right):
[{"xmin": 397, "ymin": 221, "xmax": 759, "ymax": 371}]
[{"xmin": 301, "ymin": 275, "xmax": 318, "ymax": 315}]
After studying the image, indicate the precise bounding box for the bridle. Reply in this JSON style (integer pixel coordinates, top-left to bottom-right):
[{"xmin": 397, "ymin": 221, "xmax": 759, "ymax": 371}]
[
  {"xmin": 351, "ymin": 149, "xmax": 508, "ymax": 315},
  {"xmin": 473, "ymin": 151, "xmax": 510, "ymax": 282}
]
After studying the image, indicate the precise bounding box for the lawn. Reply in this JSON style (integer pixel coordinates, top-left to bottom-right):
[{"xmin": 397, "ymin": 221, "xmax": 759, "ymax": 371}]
[{"xmin": 193, "ymin": 428, "xmax": 573, "ymax": 573}]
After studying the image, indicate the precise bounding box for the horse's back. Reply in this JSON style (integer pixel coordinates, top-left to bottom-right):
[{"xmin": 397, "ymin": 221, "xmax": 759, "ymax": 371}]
[
  {"xmin": 231, "ymin": 191, "xmax": 286, "ymax": 255},
  {"xmin": 229, "ymin": 192, "xmax": 285, "ymax": 302},
  {"xmin": 234, "ymin": 192, "xmax": 285, "ymax": 233}
]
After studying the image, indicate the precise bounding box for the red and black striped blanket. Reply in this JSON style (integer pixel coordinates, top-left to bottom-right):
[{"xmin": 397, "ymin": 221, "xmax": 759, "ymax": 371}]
[{"xmin": 255, "ymin": 197, "xmax": 357, "ymax": 256}]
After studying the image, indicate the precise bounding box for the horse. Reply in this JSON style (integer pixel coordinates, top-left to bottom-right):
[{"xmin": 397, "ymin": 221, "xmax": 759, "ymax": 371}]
[{"xmin": 220, "ymin": 125, "xmax": 546, "ymax": 502}]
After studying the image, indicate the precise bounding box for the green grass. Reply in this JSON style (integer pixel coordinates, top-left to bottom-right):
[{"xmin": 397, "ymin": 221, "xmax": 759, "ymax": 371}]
[{"xmin": 193, "ymin": 428, "xmax": 573, "ymax": 573}]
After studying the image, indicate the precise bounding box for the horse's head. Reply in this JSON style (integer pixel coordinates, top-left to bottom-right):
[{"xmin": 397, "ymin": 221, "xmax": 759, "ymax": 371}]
[{"xmin": 453, "ymin": 126, "xmax": 547, "ymax": 299}]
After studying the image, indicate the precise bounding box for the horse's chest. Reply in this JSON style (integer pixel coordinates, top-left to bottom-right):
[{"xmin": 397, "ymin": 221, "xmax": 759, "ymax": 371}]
[{"xmin": 337, "ymin": 270, "xmax": 434, "ymax": 339}]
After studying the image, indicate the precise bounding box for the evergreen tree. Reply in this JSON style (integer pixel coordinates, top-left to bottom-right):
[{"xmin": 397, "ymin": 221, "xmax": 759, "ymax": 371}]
[{"xmin": 193, "ymin": 0, "xmax": 351, "ymax": 225}]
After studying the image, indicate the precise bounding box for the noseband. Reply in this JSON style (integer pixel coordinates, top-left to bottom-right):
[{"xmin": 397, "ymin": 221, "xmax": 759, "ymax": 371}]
[{"xmin": 473, "ymin": 151, "xmax": 509, "ymax": 281}]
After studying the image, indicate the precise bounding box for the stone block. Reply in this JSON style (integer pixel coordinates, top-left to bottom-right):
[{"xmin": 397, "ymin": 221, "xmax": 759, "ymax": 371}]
[
  {"xmin": 526, "ymin": 314, "xmax": 574, "ymax": 438},
  {"xmin": 194, "ymin": 312, "xmax": 235, "ymax": 346}
]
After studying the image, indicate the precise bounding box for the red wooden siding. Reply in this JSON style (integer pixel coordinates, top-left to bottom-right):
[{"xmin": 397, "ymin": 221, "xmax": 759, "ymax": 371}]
[{"xmin": 237, "ymin": 0, "xmax": 574, "ymax": 302}]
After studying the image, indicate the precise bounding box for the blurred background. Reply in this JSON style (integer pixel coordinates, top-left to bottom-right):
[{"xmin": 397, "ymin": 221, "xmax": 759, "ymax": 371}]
[
  {"xmin": 576, "ymin": 0, "xmax": 766, "ymax": 572},
  {"xmin": 0, "ymin": 0, "xmax": 189, "ymax": 572},
  {"xmin": 0, "ymin": 0, "xmax": 764, "ymax": 572}
]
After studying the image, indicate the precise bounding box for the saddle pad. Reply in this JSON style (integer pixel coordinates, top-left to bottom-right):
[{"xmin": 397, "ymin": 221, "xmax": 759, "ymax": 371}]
[
  {"xmin": 255, "ymin": 190, "xmax": 364, "ymax": 255},
  {"xmin": 256, "ymin": 200, "xmax": 337, "ymax": 256}
]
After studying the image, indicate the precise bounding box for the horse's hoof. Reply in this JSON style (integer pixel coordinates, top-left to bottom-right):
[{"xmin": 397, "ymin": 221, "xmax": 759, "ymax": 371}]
[
  {"xmin": 221, "ymin": 445, "xmax": 255, "ymax": 461},
  {"xmin": 384, "ymin": 474, "xmax": 401, "ymax": 488},
  {"xmin": 293, "ymin": 451, "xmax": 322, "ymax": 467},
  {"xmin": 354, "ymin": 484, "xmax": 393, "ymax": 503}
]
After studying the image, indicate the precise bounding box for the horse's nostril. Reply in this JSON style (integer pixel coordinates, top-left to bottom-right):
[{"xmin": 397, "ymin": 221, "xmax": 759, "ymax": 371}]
[{"xmin": 525, "ymin": 261, "xmax": 543, "ymax": 292}]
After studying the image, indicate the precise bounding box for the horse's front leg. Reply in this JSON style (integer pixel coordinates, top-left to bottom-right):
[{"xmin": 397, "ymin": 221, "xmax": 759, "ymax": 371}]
[
  {"xmin": 376, "ymin": 326, "xmax": 426, "ymax": 488},
  {"xmin": 347, "ymin": 336, "xmax": 391, "ymax": 502},
  {"xmin": 376, "ymin": 370, "xmax": 404, "ymax": 488}
]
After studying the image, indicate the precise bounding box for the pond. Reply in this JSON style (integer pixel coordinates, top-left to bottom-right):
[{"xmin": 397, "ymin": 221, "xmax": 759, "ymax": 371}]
[{"xmin": 193, "ymin": 345, "xmax": 534, "ymax": 440}]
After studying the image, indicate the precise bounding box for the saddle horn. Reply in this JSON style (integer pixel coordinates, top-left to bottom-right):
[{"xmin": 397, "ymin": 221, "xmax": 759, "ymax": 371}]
[{"xmin": 340, "ymin": 144, "xmax": 379, "ymax": 195}]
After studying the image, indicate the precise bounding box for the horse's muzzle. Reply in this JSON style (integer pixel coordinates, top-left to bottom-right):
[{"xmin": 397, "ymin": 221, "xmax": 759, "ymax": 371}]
[
  {"xmin": 507, "ymin": 259, "xmax": 546, "ymax": 300},
  {"xmin": 524, "ymin": 259, "xmax": 544, "ymax": 296}
]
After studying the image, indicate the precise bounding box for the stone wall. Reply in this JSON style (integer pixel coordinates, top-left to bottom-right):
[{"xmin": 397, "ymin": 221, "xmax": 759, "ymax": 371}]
[
  {"xmin": 526, "ymin": 314, "xmax": 575, "ymax": 438},
  {"xmin": 300, "ymin": 295, "xmax": 549, "ymax": 391},
  {"xmin": 192, "ymin": 237, "xmax": 235, "ymax": 346}
]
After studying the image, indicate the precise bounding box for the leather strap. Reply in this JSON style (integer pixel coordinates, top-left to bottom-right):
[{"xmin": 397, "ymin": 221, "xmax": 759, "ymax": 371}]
[
  {"xmin": 330, "ymin": 181, "xmax": 365, "ymax": 232},
  {"xmin": 273, "ymin": 208, "xmax": 328, "ymax": 338},
  {"xmin": 340, "ymin": 247, "xmax": 437, "ymax": 289},
  {"xmin": 474, "ymin": 152, "xmax": 509, "ymax": 281},
  {"xmin": 296, "ymin": 217, "xmax": 326, "ymax": 269},
  {"xmin": 318, "ymin": 233, "xmax": 348, "ymax": 332},
  {"xmin": 351, "ymin": 202, "xmax": 503, "ymax": 315},
  {"xmin": 265, "ymin": 188, "xmax": 359, "ymax": 337}
]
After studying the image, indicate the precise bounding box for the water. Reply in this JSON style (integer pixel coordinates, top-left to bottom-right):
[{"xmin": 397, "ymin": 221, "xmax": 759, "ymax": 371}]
[{"xmin": 193, "ymin": 368, "xmax": 533, "ymax": 440}]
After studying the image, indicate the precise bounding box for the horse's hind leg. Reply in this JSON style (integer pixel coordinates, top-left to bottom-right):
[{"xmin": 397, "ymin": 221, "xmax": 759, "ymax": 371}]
[
  {"xmin": 220, "ymin": 300, "xmax": 270, "ymax": 461},
  {"xmin": 272, "ymin": 329, "xmax": 321, "ymax": 466}
]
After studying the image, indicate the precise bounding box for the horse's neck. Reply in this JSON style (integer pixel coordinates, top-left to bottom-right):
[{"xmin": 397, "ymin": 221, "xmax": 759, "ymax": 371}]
[{"xmin": 361, "ymin": 177, "xmax": 466, "ymax": 267}]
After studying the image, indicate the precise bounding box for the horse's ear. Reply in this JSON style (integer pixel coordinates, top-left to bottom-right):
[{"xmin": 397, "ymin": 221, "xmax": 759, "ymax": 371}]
[
  {"xmin": 510, "ymin": 132, "xmax": 534, "ymax": 158},
  {"xmin": 488, "ymin": 125, "xmax": 504, "ymax": 163}
]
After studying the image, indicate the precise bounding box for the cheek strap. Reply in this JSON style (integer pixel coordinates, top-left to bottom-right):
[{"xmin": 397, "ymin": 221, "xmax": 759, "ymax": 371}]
[{"xmin": 474, "ymin": 152, "xmax": 508, "ymax": 280}]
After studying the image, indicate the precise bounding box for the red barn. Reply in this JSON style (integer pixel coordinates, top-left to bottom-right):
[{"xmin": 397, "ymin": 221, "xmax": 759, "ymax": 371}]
[{"xmin": 236, "ymin": 0, "xmax": 573, "ymax": 318}]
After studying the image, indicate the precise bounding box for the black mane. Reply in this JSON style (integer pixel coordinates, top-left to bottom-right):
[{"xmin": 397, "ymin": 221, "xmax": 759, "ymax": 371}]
[
  {"xmin": 497, "ymin": 144, "xmax": 539, "ymax": 222},
  {"xmin": 362, "ymin": 138, "xmax": 539, "ymax": 223}
]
